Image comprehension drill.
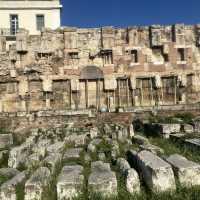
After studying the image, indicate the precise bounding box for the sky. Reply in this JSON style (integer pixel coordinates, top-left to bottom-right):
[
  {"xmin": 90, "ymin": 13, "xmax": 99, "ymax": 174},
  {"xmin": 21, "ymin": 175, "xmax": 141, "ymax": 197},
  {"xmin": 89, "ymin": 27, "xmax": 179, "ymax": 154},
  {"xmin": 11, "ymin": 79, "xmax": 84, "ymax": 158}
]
[{"xmin": 61, "ymin": 0, "xmax": 200, "ymax": 28}]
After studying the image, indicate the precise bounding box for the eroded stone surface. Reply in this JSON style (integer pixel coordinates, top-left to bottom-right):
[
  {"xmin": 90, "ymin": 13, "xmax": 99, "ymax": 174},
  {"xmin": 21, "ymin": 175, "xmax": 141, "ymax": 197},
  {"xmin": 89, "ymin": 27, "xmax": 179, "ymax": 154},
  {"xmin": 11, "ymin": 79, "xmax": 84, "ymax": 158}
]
[
  {"xmin": 183, "ymin": 124, "xmax": 194, "ymax": 134},
  {"xmin": 64, "ymin": 134, "xmax": 87, "ymax": 147},
  {"xmin": 133, "ymin": 135, "xmax": 149, "ymax": 145},
  {"xmin": 0, "ymin": 171, "xmax": 27, "ymax": 200},
  {"xmin": 46, "ymin": 142, "xmax": 65, "ymax": 155},
  {"xmin": 24, "ymin": 167, "xmax": 51, "ymax": 200},
  {"xmin": 158, "ymin": 124, "xmax": 181, "ymax": 138},
  {"xmin": 134, "ymin": 150, "xmax": 176, "ymax": 192},
  {"xmin": 88, "ymin": 161, "xmax": 117, "ymax": 197},
  {"xmin": 8, "ymin": 145, "xmax": 30, "ymax": 168},
  {"xmin": 166, "ymin": 154, "xmax": 200, "ymax": 186},
  {"xmin": 139, "ymin": 143, "xmax": 164, "ymax": 154},
  {"xmin": 125, "ymin": 168, "xmax": 140, "ymax": 194},
  {"xmin": 43, "ymin": 153, "xmax": 62, "ymax": 173},
  {"xmin": 184, "ymin": 138, "xmax": 200, "ymax": 151},
  {"xmin": 57, "ymin": 165, "xmax": 84, "ymax": 200},
  {"xmin": 63, "ymin": 148, "xmax": 83, "ymax": 160},
  {"xmin": 0, "ymin": 134, "xmax": 13, "ymax": 150},
  {"xmin": 116, "ymin": 158, "xmax": 131, "ymax": 175}
]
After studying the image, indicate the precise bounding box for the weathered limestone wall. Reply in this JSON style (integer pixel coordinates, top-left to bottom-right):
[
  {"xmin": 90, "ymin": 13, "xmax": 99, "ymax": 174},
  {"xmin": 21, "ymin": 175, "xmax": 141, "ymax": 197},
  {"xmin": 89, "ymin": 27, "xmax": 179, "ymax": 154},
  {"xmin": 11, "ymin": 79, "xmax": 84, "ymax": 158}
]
[{"xmin": 1, "ymin": 24, "xmax": 200, "ymax": 113}]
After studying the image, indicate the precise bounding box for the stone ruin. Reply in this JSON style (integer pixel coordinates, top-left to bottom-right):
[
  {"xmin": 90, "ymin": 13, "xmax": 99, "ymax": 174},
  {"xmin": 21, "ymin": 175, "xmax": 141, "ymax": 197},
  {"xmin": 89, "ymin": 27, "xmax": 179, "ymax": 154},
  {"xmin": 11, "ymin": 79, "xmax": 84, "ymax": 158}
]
[
  {"xmin": 0, "ymin": 112, "xmax": 200, "ymax": 199},
  {"xmin": 0, "ymin": 24, "xmax": 200, "ymax": 117},
  {"xmin": 1, "ymin": 23, "xmax": 200, "ymax": 199}
]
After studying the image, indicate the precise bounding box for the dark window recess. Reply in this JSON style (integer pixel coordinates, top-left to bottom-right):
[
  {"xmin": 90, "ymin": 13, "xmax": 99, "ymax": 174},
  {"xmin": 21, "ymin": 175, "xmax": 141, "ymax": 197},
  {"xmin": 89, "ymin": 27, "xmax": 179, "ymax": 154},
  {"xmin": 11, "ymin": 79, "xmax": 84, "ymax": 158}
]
[
  {"xmin": 152, "ymin": 46, "xmax": 169, "ymax": 62},
  {"xmin": 177, "ymin": 48, "xmax": 185, "ymax": 61},
  {"xmin": 10, "ymin": 15, "xmax": 19, "ymax": 35},
  {"xmin": 101, "ymin": 50, "xmax": 113, "ymax": 64},
  {"xmin": 163, "ymin": 54, "xmax": 169, "ymax": 62},
  {"xmin": 36, "ymin": 15, "xmax": 45, "ymax": 31},
  {"xmin": 69, "ymin": 52, "xmax": 79, "ymax": 59},
  {"xmin": 131, "ymin": 50, "xmax": 138, "ymax": 63},
  {"xmin": 38, "ymin": 52, "xmax": 52, "ymax": 59}
]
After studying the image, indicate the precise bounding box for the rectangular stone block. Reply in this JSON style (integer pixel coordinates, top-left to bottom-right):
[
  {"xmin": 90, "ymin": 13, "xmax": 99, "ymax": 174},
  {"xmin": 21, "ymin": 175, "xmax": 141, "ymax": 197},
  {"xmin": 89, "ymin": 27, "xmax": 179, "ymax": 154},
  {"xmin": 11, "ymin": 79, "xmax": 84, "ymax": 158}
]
[
  {"xmin": 57, "ymin": 165, "xmax": 84, "ymax": 200},
  {"xmin": 135, "ymin": 150, "xmax": 176, "ymax": 192},
  {"xmin": 88, "ymin": 161, "xmax": 117, "ymax": 197},
  {"xmin": 166, "ymin": 154, "xmax": 200, "ymax": 186},
  {"xmin": 43, "ymin": 153, "xmax": 62, "ymax": 173},
  {"xmin": 0, "ymin": 171, "xmax": 27, "ymax": 200},
  {"xmin": 24, "ymin": 167, "xmax": 51, "ymax": 200},
  {"xmin": 0, "ymin": 134, "xmax": 13, "ymax": 150}
]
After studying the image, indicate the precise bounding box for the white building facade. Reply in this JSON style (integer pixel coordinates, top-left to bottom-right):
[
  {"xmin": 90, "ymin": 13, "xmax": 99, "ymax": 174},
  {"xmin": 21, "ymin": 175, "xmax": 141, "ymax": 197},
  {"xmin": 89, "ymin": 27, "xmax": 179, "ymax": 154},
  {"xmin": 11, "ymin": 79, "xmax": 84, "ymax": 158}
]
[{"xmin": 0, "ymin": 0, "xmax": 62, "ymax": 36}]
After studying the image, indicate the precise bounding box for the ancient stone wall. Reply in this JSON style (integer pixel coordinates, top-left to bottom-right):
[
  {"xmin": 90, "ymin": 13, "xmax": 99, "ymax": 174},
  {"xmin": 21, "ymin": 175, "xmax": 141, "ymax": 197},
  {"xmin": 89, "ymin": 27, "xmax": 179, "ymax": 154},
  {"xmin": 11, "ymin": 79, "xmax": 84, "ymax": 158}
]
[{"xmin": 1, "ymin": 24, "xmax": 200, "ymax": 113}]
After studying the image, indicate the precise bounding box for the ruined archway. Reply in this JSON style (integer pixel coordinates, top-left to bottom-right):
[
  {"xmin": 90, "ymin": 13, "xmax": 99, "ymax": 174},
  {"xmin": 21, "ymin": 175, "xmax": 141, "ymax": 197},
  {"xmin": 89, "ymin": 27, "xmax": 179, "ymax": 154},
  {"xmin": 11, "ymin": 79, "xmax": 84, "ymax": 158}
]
[
  {"xmin": 79, "ymin": 66, "xmax": 104, "ymax": 109},
  {"xmin": 80, "ymin": 65, "xmax": 104, "ymax": 80}
]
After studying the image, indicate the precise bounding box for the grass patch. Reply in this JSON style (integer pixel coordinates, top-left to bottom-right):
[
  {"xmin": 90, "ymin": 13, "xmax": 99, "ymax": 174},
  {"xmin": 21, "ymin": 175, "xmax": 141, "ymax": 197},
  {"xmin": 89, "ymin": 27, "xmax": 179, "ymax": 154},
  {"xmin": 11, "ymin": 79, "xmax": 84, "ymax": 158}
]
[
  {"xmin": 16, "ymin": 183, "xmax": 25, "ymax": 200},
  {"xmin": 0, "ymin": 175, "xmax": 9, "ymax": 185},
  {"xmin": 148, "ymin": 112, "xmax": 194, "ymax": 124},
  {"xmin": 0, "ymin": 151, "xmax": 8, "ymax": 168},
  {"xmin": 148, "ymin": 136, "xmax": 200, "ymax": 162}
]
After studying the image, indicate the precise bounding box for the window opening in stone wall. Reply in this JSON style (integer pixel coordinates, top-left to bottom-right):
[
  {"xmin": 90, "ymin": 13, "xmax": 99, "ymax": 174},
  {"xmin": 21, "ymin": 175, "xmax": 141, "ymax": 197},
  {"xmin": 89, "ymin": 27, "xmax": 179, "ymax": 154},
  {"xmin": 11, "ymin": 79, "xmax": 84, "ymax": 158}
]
[
  {"xmin": 101, "ymin": 50, "xmax": 113, "ymax": 65},
  {"xmin": 68, "ymin": 52, "xmax": 79, "ymax": 60},
  {"xmin": 177, "ymin": 48, "xmax": 185, "ymax": 61},
  {"xmin": 152, "ymin": 46, "xmax": 169, "ymax": 63},
  {"xmin": 131, "ymin": 50, "xmax": 138, "ymax": 63}
]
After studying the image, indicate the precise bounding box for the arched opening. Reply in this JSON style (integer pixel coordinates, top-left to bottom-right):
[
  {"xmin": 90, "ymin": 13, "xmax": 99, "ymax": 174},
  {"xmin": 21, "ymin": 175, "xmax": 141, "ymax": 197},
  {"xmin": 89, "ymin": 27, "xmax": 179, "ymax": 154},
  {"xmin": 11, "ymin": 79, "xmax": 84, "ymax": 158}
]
[{"xmin": 79, "ymin": 66, "xmax": 104, "ymax": 109}]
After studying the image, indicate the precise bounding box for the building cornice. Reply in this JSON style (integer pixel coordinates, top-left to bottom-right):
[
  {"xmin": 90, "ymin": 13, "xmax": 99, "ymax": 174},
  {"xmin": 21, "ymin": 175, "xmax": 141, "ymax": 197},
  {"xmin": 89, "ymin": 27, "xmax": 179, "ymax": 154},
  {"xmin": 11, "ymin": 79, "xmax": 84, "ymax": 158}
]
[{"xmin": 0, "ymin": 1, "xmax": 62, "ymax": 10}]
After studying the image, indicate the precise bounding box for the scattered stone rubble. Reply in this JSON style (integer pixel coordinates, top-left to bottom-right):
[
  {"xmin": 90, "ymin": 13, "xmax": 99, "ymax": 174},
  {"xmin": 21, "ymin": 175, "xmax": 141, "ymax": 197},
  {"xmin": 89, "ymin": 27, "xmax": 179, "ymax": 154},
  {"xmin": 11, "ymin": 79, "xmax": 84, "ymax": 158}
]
[{"xmin": 0, "ymin": 115, "xmax": 200, "ymax": 199}]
